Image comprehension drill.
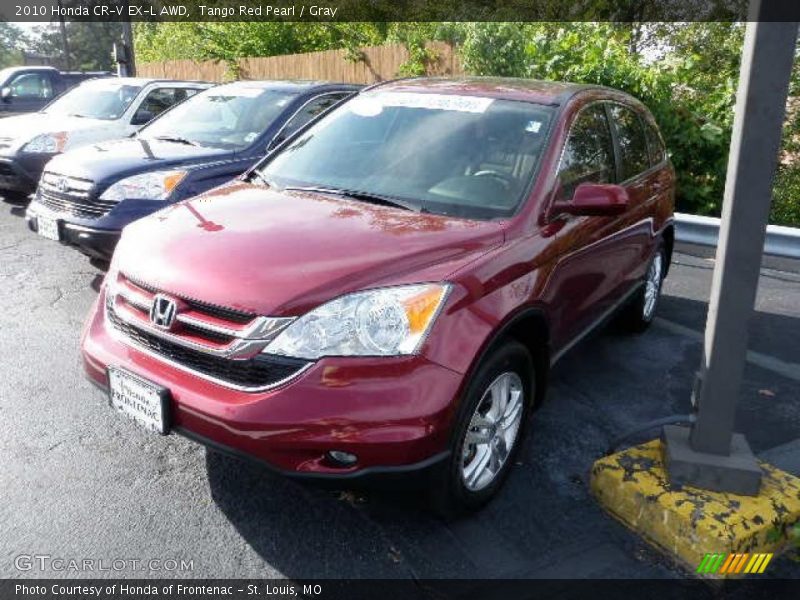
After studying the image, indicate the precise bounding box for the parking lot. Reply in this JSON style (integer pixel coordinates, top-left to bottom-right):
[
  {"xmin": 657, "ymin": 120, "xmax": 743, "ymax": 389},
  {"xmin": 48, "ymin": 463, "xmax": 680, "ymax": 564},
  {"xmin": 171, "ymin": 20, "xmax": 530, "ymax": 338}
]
[{"xmin": 1, "ymin": 193, "xmax": 799, "ymax": 582}]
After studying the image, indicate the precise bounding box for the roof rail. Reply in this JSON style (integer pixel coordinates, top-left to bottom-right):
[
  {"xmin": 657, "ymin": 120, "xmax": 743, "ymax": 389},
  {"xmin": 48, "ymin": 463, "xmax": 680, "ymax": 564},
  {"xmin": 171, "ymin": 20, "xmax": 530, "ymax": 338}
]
[{"xmin": 360, "ymin": 76, "xmax": 426, "ymax": 93}]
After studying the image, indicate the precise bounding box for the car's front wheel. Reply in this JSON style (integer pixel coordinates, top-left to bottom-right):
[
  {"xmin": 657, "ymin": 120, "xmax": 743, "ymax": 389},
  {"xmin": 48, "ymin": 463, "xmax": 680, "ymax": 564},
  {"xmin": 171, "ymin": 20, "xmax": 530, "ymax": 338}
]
[
  {"xmin": 434, "ymin": 339, "xmax": 534, "ymax": 515},
  {"xmin": 1, "ymin": 191, "xmax": 30, "ymax": 205}
]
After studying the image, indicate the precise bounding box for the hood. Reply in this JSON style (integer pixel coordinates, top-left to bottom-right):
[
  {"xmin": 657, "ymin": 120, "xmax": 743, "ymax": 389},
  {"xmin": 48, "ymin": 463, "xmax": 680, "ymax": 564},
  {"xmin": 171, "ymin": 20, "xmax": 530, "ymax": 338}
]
[
  {"xmin": 0, "ymin": 113, "xmax": 111, "ymax": 153},
  {"xmin": 115, "ymin": 183, "xmax": 505, "ymax": 317},
  {"xmin": 44, "ymin": 138, "xmax": 233, "ymax": 182}
]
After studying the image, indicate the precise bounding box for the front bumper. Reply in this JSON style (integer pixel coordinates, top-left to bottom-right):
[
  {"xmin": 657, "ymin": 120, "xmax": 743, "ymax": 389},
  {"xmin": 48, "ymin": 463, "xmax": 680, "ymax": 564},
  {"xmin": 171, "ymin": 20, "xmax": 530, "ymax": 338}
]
[
  {"xmin": 26, "ymin": 203, "xmax": 121, "ymax": 260},
  {"xmin": 81, "ymin": 288, "xmax": 463, "ymax": 479},
  {"xmin": 0, "ymin": 154, "xmax": 51, "ymax": 194}
]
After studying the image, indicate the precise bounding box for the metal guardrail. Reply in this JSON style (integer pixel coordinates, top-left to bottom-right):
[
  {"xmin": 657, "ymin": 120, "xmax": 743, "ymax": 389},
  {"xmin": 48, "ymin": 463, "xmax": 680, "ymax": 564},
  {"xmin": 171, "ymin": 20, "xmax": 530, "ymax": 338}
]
[{"xmin": 674, "ymin": 213, "xmax": 800, "ymax": 259}]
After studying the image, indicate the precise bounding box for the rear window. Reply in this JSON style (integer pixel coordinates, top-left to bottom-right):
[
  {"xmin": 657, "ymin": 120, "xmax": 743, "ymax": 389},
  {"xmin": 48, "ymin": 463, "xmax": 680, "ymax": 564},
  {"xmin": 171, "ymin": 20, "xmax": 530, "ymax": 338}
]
[
  {"xmin": 609, "ymin": 104, "xmax": 650, "ymax": 181},
  {"xmin": 643, "ymin": 117, "xmax": 667, "ymax": 166}
]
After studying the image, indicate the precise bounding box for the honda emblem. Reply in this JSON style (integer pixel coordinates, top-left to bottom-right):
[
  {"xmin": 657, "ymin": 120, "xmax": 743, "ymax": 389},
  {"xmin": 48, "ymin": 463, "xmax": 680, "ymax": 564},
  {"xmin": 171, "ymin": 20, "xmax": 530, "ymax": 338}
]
[{"xmin": 149, "ymin": 294, "xmax": 178, "ymax": 330}]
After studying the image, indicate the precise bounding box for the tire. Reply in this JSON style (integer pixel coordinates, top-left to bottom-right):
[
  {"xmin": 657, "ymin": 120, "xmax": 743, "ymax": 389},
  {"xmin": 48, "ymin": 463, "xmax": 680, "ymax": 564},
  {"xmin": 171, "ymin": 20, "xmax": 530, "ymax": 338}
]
[
  {"xmin": 618, "ymin": 244, "xmax": 666, "ymax": 333},
  {"xmin": 1, "ymin": 191, "xmax": 30, "ymax": 205},
  {"xmin": 432, "ymin": 339, "xmax": 535, "ymax": 516}
]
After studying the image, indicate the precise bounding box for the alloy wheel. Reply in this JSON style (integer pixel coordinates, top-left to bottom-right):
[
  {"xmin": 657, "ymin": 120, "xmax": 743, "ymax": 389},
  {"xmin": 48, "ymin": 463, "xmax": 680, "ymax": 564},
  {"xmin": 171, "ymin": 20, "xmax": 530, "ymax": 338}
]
[
  {"xmin": 643, "ymin": 253, "xmax": 663, "ymax": 321},
  {"xmin": 461, "ymin": 371, "xmax": 525, "ymax": 492}
]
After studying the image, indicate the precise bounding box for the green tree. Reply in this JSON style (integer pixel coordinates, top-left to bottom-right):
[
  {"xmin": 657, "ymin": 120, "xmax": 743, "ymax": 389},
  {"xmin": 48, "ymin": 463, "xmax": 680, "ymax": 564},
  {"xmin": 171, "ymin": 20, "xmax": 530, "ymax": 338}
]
[
  {"xmin": 30, "ymin": 22, "xmax": 122, "ymax": 71},
  {"xmin": 0, "ymin": 22, "xmax": 28, "ymax": 68}
]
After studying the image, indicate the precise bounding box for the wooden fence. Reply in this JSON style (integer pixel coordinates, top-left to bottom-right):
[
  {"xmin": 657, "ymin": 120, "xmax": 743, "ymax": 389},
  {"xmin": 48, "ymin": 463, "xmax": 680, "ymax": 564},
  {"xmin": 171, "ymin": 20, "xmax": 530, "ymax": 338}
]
[{"xmin": 137, "ymin": 42, "xmax": 464, "ymax": 84}]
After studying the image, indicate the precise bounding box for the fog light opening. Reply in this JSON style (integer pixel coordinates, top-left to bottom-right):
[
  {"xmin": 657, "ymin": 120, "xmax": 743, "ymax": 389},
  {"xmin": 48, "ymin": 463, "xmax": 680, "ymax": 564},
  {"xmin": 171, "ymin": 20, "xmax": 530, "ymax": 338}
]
[{"xmin": 326, "ymin": 450, "xmax": 358, "ymax": 468}]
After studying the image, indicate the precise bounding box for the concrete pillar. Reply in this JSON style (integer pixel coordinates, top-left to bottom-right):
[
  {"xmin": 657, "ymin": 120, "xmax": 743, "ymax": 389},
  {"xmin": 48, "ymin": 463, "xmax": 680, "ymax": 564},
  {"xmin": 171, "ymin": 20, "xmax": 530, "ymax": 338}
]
[{"xmin": 663, "ymin": 8, "xmax": 798, "ymax": 495}]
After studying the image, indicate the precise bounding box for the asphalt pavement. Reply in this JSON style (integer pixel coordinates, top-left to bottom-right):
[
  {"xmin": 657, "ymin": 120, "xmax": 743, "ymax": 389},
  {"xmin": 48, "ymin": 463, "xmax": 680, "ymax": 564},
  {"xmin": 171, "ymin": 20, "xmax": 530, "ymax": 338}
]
[{"xmin": 1, "ymin": 195, "xmax": 798, "ymax": 585}]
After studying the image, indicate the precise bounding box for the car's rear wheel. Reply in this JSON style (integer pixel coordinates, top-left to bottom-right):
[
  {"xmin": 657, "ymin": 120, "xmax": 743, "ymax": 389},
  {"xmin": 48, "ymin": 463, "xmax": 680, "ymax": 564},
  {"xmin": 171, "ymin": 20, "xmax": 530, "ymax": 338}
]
[
  {"xmin": 433, "ymin": 339, "xmax": 534, "ymax": 515},
  {"xmin": 619, "ymin": 244, "xmax": 666, "ymax": 332}
]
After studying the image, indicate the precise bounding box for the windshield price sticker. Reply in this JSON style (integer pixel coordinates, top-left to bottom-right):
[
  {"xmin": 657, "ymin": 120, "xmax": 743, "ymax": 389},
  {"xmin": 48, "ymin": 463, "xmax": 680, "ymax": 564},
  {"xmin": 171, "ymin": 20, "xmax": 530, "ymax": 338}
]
[
  {"xmin": 210, "ymin": 87, "xmax": 264, "ymax": 98},
  {"xmin": 358, "ymin": 92, "xmax": 495, "ymax": 114}
]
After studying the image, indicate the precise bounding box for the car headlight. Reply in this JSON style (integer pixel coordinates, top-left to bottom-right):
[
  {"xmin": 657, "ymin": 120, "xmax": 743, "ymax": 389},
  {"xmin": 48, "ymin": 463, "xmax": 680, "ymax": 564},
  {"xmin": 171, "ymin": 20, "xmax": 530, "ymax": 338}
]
[
  {"xmin": 264, "ymin": 283, "xmax": 451, "ymax": 359},
  {"xmin": 22, "ymin": 132, "xmax": 68, "ymax": 154},
  {"xmin": 100, "ymin": 170, "xmax": 187, "ymax": 201}
]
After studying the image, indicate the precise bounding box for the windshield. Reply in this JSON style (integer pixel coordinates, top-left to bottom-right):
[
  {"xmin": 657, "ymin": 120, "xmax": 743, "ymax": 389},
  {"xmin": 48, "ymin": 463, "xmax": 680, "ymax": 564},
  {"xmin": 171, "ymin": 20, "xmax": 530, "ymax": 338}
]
[
  {"xmin": 43, "ymin": 80, "xmax": 142, "ymax": 120},
  {"xmin": 139, "ymin": 84, "xmax": 298, "ymax": 150},
  {"xmin": 259, "ymin": 91, "xmax": 555, "ymax": 219},
  {"xmin": 0, "ymin": 68, "xmax": 15, "ymax": 85}
]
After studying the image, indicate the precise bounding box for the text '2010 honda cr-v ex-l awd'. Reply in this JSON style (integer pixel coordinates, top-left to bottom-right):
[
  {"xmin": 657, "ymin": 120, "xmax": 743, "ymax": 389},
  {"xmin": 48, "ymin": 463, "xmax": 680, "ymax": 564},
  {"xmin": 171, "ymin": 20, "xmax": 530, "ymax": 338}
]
[{"xmin": 82, "ymin": 78, "xmax": 675, "ymax": 512}]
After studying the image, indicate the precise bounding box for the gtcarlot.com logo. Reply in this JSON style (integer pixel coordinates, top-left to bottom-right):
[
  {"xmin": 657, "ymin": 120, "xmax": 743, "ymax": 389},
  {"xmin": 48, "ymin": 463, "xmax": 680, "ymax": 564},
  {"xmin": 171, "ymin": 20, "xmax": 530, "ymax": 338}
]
[{"xmin": 14, "ymin": 554, "xmax": 194, "ymax": 573}]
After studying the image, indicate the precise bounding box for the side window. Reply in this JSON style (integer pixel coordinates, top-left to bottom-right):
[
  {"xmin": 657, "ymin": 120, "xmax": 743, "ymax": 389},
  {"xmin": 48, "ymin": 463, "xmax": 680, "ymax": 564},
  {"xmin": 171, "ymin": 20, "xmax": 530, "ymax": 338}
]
[
  {"xmin": 556, "ymin": 104, "xmax": 615, "ymax": 201},
  {"xmin": 643, "ymin": 117, "xmax": 666, "ymax": 167},
  {"xmin": 609, "ymin": 104, "xmax": 650, "ymax": 180},
  {"xmin": 133, "ymin": 87, "xmax": 196, "ymax": 123},
  {"xmin": 280, "ymin": 94, "xmax": 348, "ymax": 139},
  {"xmin": 9, "ymin": 72, "xmax": 53, "ymax": 99}
]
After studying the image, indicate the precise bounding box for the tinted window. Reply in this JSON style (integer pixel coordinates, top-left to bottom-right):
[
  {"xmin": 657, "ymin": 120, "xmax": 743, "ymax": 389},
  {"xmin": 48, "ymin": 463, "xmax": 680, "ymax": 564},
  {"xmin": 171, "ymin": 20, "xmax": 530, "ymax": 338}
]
[
  {"xmin": 134, "ymin": 87, "xmax": 198, "ymax": 122},
  {"xmin": 259, "ymin": 92, "xmax": 555, "ymax": 220},
  {"xmin": 557, "ymin": 104, "xmax": 615, "ymax": 201},
  {"xmin": 643, "ymin": 117, "xmax": 666, "ymax": 166},
  {"xmin": 610, "ymin": 104, "xmax": 649, "ymax": 180},
  {"xmin": 9, "ymin": 72, "xmax": 53, "ymax": 99},
  {"xmin": 280, "ymin": 93, "xmax": 349, "ymax": 140}
]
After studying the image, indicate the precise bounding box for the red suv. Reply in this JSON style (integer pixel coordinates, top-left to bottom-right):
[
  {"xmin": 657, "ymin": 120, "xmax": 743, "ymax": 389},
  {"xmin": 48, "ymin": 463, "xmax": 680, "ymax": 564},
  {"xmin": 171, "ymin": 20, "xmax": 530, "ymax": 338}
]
[{"xmin": 82, "ymin": 78, "xmax": 674, "ymax": 511}]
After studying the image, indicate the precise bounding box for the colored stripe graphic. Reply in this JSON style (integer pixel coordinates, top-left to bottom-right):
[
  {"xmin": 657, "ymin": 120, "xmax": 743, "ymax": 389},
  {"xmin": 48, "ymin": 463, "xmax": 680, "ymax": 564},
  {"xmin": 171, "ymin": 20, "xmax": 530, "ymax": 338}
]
[
  {"xmin": 720, "ymin": 553, "xmax": 739, "ymax": 573},
  {"xmin": 718, "ymin": 553, "xmax": 735, "ymax": 573},
  {"xmin": 698, "ymin": 553, "xmax": 774, "ymax": 575},
  {"xmin": 757, "ymin": 553, "xmax": 773, "ymax": 573}
]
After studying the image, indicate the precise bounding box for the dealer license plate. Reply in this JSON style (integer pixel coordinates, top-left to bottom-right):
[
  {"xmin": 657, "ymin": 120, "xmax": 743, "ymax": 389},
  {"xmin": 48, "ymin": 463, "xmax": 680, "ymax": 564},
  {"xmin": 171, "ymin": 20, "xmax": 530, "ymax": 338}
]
[
  {"xmin": 108, "ymin": 367, "xmax": 170, "ymax": 434},
  {"xmin": 37, "ymin": 214, "xmax": 60, "ymax": 241}
]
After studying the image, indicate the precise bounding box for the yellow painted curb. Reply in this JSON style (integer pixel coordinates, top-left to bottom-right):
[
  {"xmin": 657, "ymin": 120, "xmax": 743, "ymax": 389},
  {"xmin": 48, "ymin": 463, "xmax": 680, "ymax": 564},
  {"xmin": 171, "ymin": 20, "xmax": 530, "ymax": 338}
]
[{"xmin": 590, "ymin": 439, "xmax": 800, "ymax": 577}]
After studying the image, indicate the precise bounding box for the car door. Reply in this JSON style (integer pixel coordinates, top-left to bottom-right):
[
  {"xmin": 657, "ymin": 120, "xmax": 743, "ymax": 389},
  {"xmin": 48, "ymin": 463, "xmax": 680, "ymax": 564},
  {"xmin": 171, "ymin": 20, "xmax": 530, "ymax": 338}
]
[
  {"xmin": 606, "ymin": 102, "xmax": 666, "ymax": 291},
  {"xmin": 542, "ymin": 101, "xmax": 632, "ymax": 350},
  {"xmin": 2, "ymin": 71, "xmax": 56, "ymax": 115}
]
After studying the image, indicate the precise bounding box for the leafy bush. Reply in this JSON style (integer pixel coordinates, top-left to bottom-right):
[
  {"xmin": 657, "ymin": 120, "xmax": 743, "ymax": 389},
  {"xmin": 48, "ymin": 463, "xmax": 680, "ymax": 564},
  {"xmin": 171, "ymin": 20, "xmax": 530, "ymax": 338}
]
[{"xmin": 772, "ymin": 167, "xmax": 800, "ymax": 228}]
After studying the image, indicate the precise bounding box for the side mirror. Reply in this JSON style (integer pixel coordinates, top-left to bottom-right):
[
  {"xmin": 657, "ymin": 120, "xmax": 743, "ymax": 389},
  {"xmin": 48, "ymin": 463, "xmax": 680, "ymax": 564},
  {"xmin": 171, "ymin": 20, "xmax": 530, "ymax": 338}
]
[
  {"xmin": 130, "ymin": 109, "xmax": 155, "ymax": 126},
  {"xmin": 551, "ymin": 183, "xmax": 629, "ymax": 218},
  {"xmin": 1, "ymin": 87, "xmax": 11, "ymax": 102}
]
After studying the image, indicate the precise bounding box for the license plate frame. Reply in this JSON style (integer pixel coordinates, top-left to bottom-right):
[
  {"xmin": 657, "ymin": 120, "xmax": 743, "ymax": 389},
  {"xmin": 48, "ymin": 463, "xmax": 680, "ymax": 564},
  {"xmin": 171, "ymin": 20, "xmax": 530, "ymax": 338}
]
[{"xmin": 107, "ymin": 367, "xmax": 171, "ymax": 435}]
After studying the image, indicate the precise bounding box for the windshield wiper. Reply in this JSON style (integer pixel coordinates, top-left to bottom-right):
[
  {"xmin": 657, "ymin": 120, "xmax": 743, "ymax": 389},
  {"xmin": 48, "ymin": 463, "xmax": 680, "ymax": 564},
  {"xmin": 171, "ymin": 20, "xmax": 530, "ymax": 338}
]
[
  {"xmin": 249, "ymin": 170, "xmax": 275, "ymax": 188},
  {"xmin": 153, "ymin": 135, "xmax": 199, "ymax": 146},
  {"xmin": 284, "ymin": 186, "xmax": 426, "ymax": 213}
]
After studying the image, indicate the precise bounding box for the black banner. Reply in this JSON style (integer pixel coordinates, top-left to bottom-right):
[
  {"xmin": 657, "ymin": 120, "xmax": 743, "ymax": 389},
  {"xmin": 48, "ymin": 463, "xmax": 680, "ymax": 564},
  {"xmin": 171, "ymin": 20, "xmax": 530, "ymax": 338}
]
[
  {"xmin": 5, "ymin": 579, "xmax": 800, "ymax": 600},
  {"xmin": 2, "ymin": 0, "xmax": 800, "ymax": 23}
]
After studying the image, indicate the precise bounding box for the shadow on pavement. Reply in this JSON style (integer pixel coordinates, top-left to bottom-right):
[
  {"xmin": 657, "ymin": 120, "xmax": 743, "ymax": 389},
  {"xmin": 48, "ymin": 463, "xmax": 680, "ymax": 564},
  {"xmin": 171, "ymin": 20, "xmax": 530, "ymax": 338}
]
[
  {"xmin": 660, "ymin": 293, "xmax": 800, "ymax": 367},
  {"xmin": 204, "ymin": 291, "xmax": 800, "ymax": 580}
]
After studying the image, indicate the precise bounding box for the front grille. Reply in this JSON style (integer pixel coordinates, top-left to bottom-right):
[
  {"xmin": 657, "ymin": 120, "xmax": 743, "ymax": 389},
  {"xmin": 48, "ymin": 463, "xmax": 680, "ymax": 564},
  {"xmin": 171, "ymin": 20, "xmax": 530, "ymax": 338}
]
[
  {"xmin": 181, "ymin": 297, "xmax": 256, "ymax": 325},
  {"xmin": 0, "ymin": 163, "xmax": 15, "ymax": 177},
  {"xmin": 37, "ymin": 171, "xmax": 113, "ymax": 220},
  {"xmin": 38, "ymin": 191, "xmax": 117, "ymax": 219},
  {"xmin": 126, "ymin": 275, "xmax": 256, "ymax": 325},
  {"xmin": 107, "ymin": 305, "xmax": 309, "ymax": 390}
]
